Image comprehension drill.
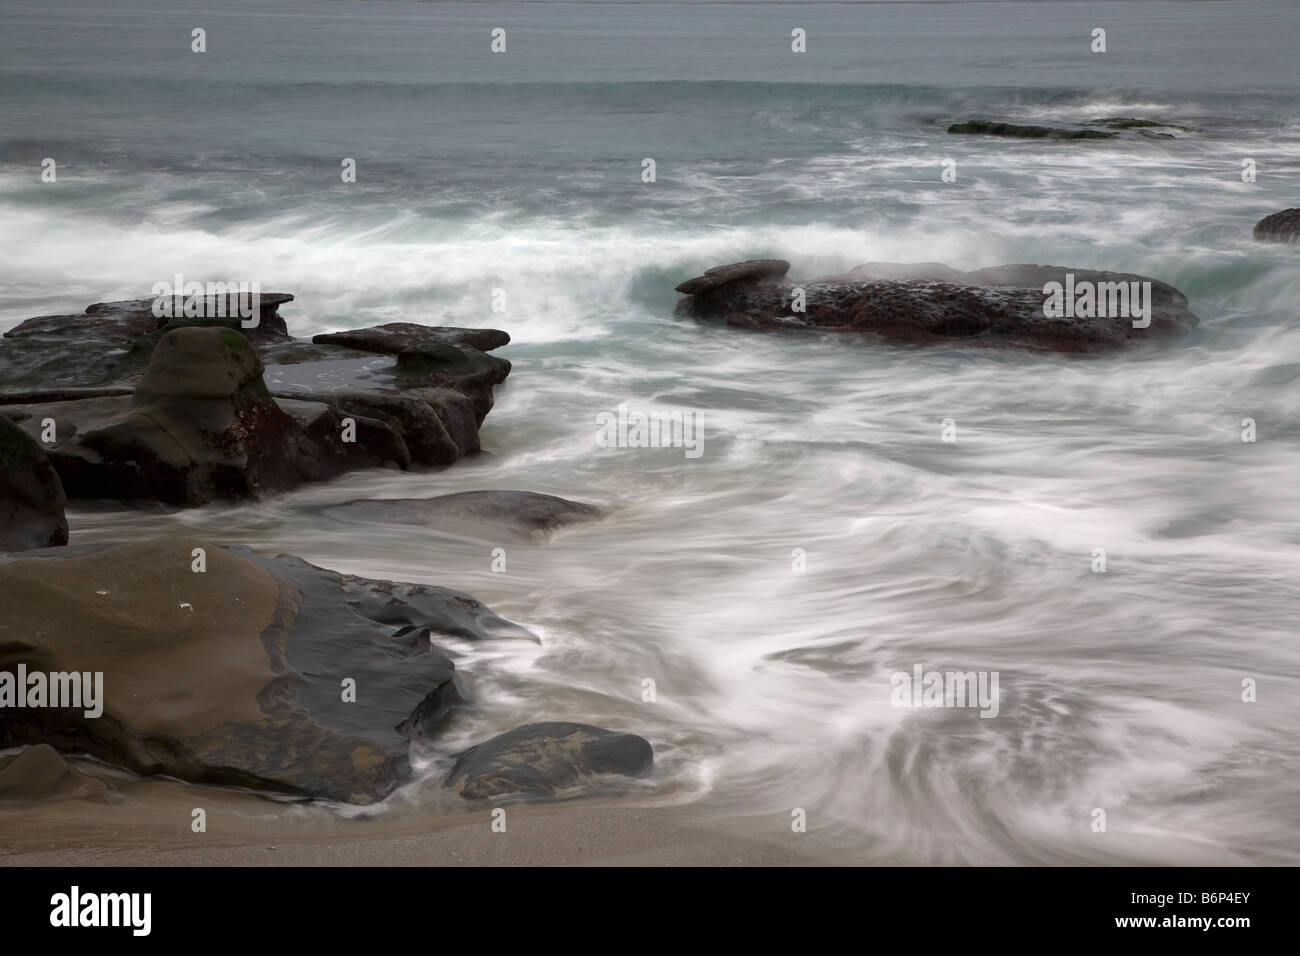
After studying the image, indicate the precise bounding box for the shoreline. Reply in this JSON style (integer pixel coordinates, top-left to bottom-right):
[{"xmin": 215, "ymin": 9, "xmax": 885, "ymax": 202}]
[{"xmin": 0, "ymin": 762, "xmax": 835, "ymax": 867}]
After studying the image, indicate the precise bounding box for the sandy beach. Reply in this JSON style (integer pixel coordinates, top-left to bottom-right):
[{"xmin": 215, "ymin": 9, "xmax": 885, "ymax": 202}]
[{"xmin": 1, "ymin": 757, "xmax": 834, "ymax": 867}]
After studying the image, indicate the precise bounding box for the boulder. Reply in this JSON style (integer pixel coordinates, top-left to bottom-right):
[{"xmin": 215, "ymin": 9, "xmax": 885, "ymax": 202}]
[
  {"xmin": 1253, "ymin": 208, "xmax": 1300, "ymax": 243},
  {"xmin": 0, "ymin": 744, "xmax": 108, "ymax": 805},
  {"xmin": 675, "ymin": 260, "xmax": 1198, "ymax": 354},
  {"xmin": 58, "ymin": 326, "xmax": 381, "ymax": 505},
  {"xmin": 0, "ymin": 413, "xmax": 68, "ymax": 552},
  {"xmin": 447, "ymin": 722, "xmax": 654, "ymax": 800},
  {"xmin": 0, "ymin": 536, "xmax": 531, "ymax": 803},
  {"xmin": 675, "ymin": 258, "xmax": 791, "ymax": 295},
  {"xmin": 0, "ymin": 294, "xmax": 293, "ymax": 392},
  {"xmin": 947, "ymin": 121, "xmax": 1116, "ymax": 140},
  {"xmin": 313, "ymin": 322, "xmax": 510, "ymax": 354},
  {"xmin": 393, "ymin": 342, "xmax": 511, "ymax": 421},
  {"xmin": 322, "ymin": 490, "xmax": 604, "ymax": 542},
  {"xmin": 0, "ymin": 293, "xmax": 513, "ymax": 507}
]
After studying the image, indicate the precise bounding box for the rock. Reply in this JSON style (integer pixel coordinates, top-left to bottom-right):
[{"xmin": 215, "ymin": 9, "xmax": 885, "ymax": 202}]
[
  {"xmin": 0, "ymin": 293, "xmax": 512, "ymax": 507},
  {"xmin": 675, "ymin": 261, "xmax": 1198, "ymax": 354},
  {"xmin": 0, "ymin": 744, "xmax": 108, "ymax": 805},
  {"xmin": 313, "ymin": 322, "xmax": 510, "ymax": 354},
  {"xmin": 0, "ymin": 413, "xmax": 69, "ymax": 552},
  {"xmin": 0, "ymin": 294, "xmax": 293, "ymax": 392},
  {"xmin": 447, "ymin": 722, "xmax": 654, "ymax": 800},
  {"xmin": 55, "ymin": 327, "xmax": 378, "ymax": 505},
  {"xmin": 1253, "ymin": 208, "xmax": 1300, "ymax": 243},
  {"xmin": 0, "ymin": 536, "xmax": 531, "ymax": 802},
  {"xmin": 329, "ymin": 564, "xmax": 539, "ymax": 642},
  {"xmin": 675, "ymin": 259, "xmax": 791, "ymax": 295},
  {"xmin": 948, "ymin": 121, "xmax": 1117, "ymax": 140},
  {"xmin": 322, "ymin": 490, "xmax": 604, "ymax": 542},
  {"xmin": 1088, "ymin": 117, "xmax": 1194, "ymax": 132},
  {"xmin": 393, "ymin": 343, "xmax": 512, "ymax": 421}
]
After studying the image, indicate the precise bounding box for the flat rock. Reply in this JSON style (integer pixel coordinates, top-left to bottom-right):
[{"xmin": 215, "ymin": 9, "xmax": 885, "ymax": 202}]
[
  {"xmin": 322, "ymin": 490, "xmax": 604, "ymax": 542},
  {"xmin": 1253, "ymin": 208, "xmax": 1300, "ymax": 243},
  {"xmin": 313, "ymin": 322, "xmax": 510, "ymax": 354},
  {"xmin": 447, "ymin": 722, "xmax": 654, "ymax": 800},
  {"xmin": 948, "ymin": 120, "xmax": 1117, "ymax": 140},
  {"xmin": 675, "ymin": 259, "xmax": 791, "ymax": 295},
  {"xmin": 0, "ymin": 294, "xmax": 294, "ymax": 392},
  {"xmin": 0, "ymin": 294, "xmax": 512, "ymax": 508},
  {"xmin": 675, "ymin": 260, "xmax": 1198, "ymax": 354},
  {"xmin": 0, "ymin": 536, "xmax": 531, "ymax": 802}
]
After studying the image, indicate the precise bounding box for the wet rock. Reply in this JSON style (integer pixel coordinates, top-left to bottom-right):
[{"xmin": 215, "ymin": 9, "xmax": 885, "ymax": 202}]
[
  {"xmin": 393, "ymin": 343, "xmax": 511, "ymax": 421},
  {"xmin": 447, "ymin": 722, "xmax": 654, "ymax": 800},
  {"xmin": 1253, "ymin": 208, "xmax": 1300, "ymax": 243},
  {"xmin": 0, "ymin": 413, "xmax": 68, "ymax": 552},
  {"xmin": 675, "ymin": 258, "xmax": 791, "ymax": 295},
  {"xmin": 0, "ymin": 293, "xmax": 512, "ymax": 507},
  {"xmin": 331, "ymin": 565, "xmax": 539, "ymax": 643},
  {"xmin": 43, "ymin": 327, "xmax": 392, "ymax": 505},
  {"xmin": 0, "ymin": 744, "xmax": 108, "ymax": 805},
  {"xmin": 0, "ymin": 294, "xmax": 294, "ymax": 392},
  {"xmin": 1088, "ymin": 117, "xmax": 1194, "ymax": 132},
  {"xmin": 947, "ymin": 121, "xmax": 1116, "ymax": 140},
  {"xmin": 322, "ymin": 490, "xmax": 604, "ymax": 542},
  {"xmin": 676, "ymin": 260, "xmax": 1198, "ymax": 354},
  {"xmin": 313, "ymin": 322, "xmax": 509, "ymax": 354},
  {"xmin": 0, "ymin": 536, "xmax": 530, "ymax": 802}
]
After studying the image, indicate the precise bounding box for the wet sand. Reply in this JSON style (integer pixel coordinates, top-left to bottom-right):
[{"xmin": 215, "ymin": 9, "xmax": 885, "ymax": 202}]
[{"xmin": 0, "ymin": 757, "xmax": 839, "ymax": 867}]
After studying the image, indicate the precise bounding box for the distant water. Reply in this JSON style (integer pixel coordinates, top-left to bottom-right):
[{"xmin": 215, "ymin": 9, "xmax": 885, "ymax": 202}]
[{"xmin": 2, "ymin": 0, "xmax": 1299, "ymax": 864}]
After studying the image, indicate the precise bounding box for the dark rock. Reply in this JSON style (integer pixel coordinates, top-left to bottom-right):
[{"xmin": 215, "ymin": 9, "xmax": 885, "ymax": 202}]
[
  {"xmin": 55, "ymin": 326, "xmax": 382, "ymax": 505},
  {"xmin": 393, "ymin": 342, "xmax": 511, "ymax": 421},
  {"xmin": 0, "ymin": 536, "xmax": 531, "ymax": 802},
  {"xmin": 0, "ymin": 292, "xmax": 512, "ymax": 508},
  {"xmin": 675, "ymin": 258, "xmax": 791, "ymax": 295},
  {"xmin": 447, "ymin": 722, "xmax": 654, "ymax": 800},
  {"xmin": 0, "ymin": 413, "xmax": 68, "ymax": 552},
  {"xmin": 0, "ymin": 387, "xmax": 133, "ymax": 405},
  {"xmin": 330, "ymin": 565, "xmax": 539, "ymax": 643},
  {"xmin": 314, "ymin": 322, "xmax": 510, "ymax": 354},
  {"xmin": 0, "ymin": 294, "xmax": 294, "ymax": 393},
  {"xmin": 323, "ymin": 490, "xmax": 604, "ymax": 542},
  {"xmin": 0, "ymin": 744, "xmax": 108, "ymax": 805},
  {"xmin": 948, "ymin": 121, "xmax": 1117, "ymax": 140},
  {"xmin": 676, "ymin": 261, "xmax": 1198, "ymax": 354},
  {"xmin": 1253, "ymin": 208, "xmax": 1300, "ymax": 243},
  {"xmin": 1089, "ymin": 117, "xmax": 1194, "ymax": 132}
]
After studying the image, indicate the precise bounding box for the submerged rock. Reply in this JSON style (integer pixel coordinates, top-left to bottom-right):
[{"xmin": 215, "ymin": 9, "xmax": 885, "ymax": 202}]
[
  {"xmin": 948, "ymin": 120, "xmax": 1116, "ymax": 140},
  {"xmin": 0, "ymin": 413, "xmax": 68, "ymax": 552},
  {"xmin": 447, "ymin": 722, "xmax": 654, "ymax": 800},
  {"xmin": 323, "ymin": 490, "xmax": 604, "ymax": 542},
  {"xmin": 674, "ymin": 260, "xmax": 1198, "ymax": 354},
  {"xmin": 0, "ymin": 536, "xmax": 532, "ymax": 803},
  {"xmin": 1253, "ymin": 208, "xmax": 1300, "ymax": 243}
]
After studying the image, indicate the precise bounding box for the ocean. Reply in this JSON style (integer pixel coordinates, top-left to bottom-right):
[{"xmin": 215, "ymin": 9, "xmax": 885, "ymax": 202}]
[{"xmin": 1, "ymin": 0, "xmax": 1298, "ymax": 864}]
